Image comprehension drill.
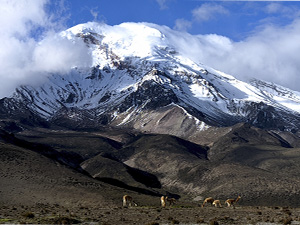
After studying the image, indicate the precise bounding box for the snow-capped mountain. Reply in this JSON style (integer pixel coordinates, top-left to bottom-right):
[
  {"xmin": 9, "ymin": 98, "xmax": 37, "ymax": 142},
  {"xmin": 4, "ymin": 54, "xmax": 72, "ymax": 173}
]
[{"xmin": 1, "ymin": 22, "xmax": 300, "ymax": 136}]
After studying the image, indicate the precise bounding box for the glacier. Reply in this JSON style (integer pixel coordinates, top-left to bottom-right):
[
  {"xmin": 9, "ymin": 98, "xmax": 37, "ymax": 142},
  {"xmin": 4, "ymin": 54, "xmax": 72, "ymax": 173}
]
[{"xmin": 1, "ymin": 21, "xmax": 300, "ymax": 135}]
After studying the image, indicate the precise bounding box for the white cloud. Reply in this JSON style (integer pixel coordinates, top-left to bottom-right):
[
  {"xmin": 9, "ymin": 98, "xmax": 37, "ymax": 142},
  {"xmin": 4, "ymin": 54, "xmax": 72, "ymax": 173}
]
[
  {"xmin": 264, "ymin": 2, "xmax": 300, "ymax": 18},
  {"xmin": 220, "ymin": 19, "xmax": 300, "ymax": 91},
  {"xmin": 156, "ymin": 0, "xmax": 169, "ymax": 10},
  {"xmin": 172, "ymin": 18, "xmax": 300, "ymax": 91},
  {"xmin": 265, "ymin": 3, "xmax": 282, "ymax": 14},
  {"xmin": 90, "ymin": 7, "xmax": 99, "ymax": 21},
  {"xmin": 173, "ymin": 3, "xmax": 229, "ymax": 36},
  {"xmin": 0, "ymin": 0, "xmax": 92, "ymax": 98},
  {"xmin": 192, "ymin": 3, "xmax": 229, "ymax": 23},
  {"xmin": 156, "ymin": 16, "xmax": 300, "ymax": 91},
  {"xmin": 32, "ymin": 34, "xmax": 91, "ymax": 73},
  {"xmin": 174, "ymin": 18, "xmax": 192, "ymax": 32},
  {"xmin": 0, "ymin": 0, "xmax": 47, "ymax": 36}
]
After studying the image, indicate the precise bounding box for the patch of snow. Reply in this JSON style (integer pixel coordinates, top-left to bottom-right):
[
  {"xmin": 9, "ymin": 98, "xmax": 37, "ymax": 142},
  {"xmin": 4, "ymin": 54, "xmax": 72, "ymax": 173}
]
[{"xmin": 9, "ymin": 21, "xmax": 300, "ymax": 130}]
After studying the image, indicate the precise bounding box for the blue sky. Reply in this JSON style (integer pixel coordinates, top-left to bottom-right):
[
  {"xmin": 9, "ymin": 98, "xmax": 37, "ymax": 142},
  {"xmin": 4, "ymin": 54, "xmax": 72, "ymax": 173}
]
[
  {"xmin": 1, "ymin": 0, "xmax": 300, "ymax": 97},
  {"xmin": 55, "ymin": 0, "xmax": 300, "ymax": 41}
]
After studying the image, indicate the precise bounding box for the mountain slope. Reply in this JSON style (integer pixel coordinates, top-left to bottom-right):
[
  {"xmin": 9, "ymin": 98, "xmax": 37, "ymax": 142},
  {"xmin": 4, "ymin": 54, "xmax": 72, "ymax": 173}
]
[
  {"xmin": 0, "ymin": 131, "xmax": 121, "ymax": 207},
  {"xmin": 1, "ymin": 22, "xmax": 300, "ymax": 135},
  {"xmin": 4, "ymin": 124, "xmax": 300, "ymax": 207},
  {"xmin": 3, "ymin": 22, "xmax": 300, "ymax": 211}
]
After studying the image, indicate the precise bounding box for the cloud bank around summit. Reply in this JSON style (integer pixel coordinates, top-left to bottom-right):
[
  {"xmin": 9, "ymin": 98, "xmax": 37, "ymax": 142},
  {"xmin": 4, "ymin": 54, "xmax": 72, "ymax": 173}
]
[
  {"xmin": 180, "ymin": 18, "xmax": 300, "ymax": 92},
  {"xmin": 1, "ymin": 0, "xmax": 300, "ymax": 99},
  {"xmin": 0, "ymin": 0, "xmax": 92, "ymax": 98}
]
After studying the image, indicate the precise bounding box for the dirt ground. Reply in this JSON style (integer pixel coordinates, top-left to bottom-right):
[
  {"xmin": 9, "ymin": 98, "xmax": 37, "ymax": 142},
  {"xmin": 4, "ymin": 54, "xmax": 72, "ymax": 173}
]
[
  {"xmin": 1, "ymin": 203, "xmax": 300, "ymax": 224},
  {"xmin": 2, "ymin": 128, "xmax": 300, "ymax": 224}
]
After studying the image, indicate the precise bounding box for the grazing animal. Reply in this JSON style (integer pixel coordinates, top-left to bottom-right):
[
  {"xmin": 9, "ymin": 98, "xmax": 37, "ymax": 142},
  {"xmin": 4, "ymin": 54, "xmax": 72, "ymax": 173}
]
[
  {"xmin": 161, "ymin": 196, "xmax": 166, "ymax": 208},
  {"xmin": 123, "ymin": 195, "xmax": 137, "ymax": 207},
  {"xmin": 212, "ymin": 200, "xmax": 222, "ymax": 207},
  {"xmin": 166, "ymin": 197, "xmax": 176, "ymax": 206},
  {"xmin": 225, "ymin": 195, "xmax": 241, "ymax": 208},
  {"xmin": 202, "ymin": 197, "xmax": 214, "ymax": 207}
]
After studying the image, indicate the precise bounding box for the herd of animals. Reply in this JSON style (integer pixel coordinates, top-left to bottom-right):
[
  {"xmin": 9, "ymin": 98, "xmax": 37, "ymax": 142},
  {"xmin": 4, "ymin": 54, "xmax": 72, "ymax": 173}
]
[
  {"xmin": 202, "ymin": 196, "xmax": 241, "ymax": 208},
  {"xmin": 122, "ymin": 195, "xmax": 242, "ymax": 208}
]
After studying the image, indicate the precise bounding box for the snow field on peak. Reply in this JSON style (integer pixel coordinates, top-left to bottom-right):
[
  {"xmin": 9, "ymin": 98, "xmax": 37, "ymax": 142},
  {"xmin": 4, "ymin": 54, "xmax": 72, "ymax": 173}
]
[
  {"xmin": 251, "ymin": 79, "xmax": 300, "ymax": 114},
  {"xmin": 19, "ymin": 21, "xmax": 300, "ymax": 125},
  {"xmin": 64, "ymin": 22, "xmax": 167, "ymax": 59}
]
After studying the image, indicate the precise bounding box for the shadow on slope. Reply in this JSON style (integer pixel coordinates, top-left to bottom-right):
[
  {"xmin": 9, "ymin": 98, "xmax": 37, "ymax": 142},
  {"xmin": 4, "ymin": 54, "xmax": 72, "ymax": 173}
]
[
  {"xmin": 111, "ymin": 134, "xmax": 210, "ymax": 194},
  {"xmin": 80, "ymin": 153, "xmax": 162, "ymax": 189},
  {"xmin": 5, "ymin": 128, "xmax": 178, "ymax": 197},
  {"xmin": 0, "ymin": 129, "xmax": 84, "ymax": 170},
  {"xmin": 0, "ymin": 139, "xmax": 122, "ymax": 207},
  {"xmin": 117, "ymin": 133, "xmax": 208, "ymax": 161},
  {"xmin": 208, "ymin": 123, "xmax": 292, "ymax": 162}
]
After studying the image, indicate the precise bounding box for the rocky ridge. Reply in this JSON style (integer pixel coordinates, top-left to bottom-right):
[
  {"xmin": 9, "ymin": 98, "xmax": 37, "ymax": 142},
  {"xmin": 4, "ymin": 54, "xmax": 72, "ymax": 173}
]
[{"xmin": 0, "ymin": 22, "xmax": 300, "ymax": 136}]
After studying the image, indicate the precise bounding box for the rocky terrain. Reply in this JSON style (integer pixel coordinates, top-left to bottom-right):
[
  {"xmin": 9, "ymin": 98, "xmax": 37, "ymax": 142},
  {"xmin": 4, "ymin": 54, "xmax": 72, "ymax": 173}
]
[
  {"xmin": 1, "ymin": 122, "xmax": 300, "ymax": 224},
  {"xmin": 2, "ymin": 203, "xmax": 300, "ymax": 224},
  {"xmin": 2, "ymin": 22, "xmax": 300, "ymax": 224},
  {"xmin": 2, "ymin": 22, "xmax": 300, "ymax": 135}
]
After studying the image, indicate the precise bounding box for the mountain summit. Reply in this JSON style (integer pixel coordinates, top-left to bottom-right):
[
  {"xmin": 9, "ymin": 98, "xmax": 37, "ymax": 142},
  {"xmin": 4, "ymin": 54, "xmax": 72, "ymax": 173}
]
[
  {"xmin": 1, "ymin": 22, "xmax": 300, "ymax": 136},
  {"xmin": 3, "ymin": 22, "xmax": 300, "ymax": 212}
]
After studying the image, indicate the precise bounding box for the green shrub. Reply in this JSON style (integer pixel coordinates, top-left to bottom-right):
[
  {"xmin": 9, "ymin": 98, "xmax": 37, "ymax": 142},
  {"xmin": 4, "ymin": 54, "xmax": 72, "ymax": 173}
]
[
  {"xmin": 47, "ymin": 216, "xmax": 81, "ymax": 224},
  {"xmin": 147, "ymin": 222, "xmax": 159, "ymax": 225},
  {"xmin": 283, "ymin": 217, "xmax": 292, "ymax": 225},
  {"xmin": 22, "ymin": 212, "xmax": 35, "ymax": 219},
  {"xmin": 196, "ymin": 218, "xmax": 205, "ymax": 223},
  {"xmin": 171, "ymin": 219, "xmax": 180, "ymax": 224},
  {"xmin": 209, "ymin": 219, "xmax": 219, "ymax": 225}
]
